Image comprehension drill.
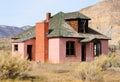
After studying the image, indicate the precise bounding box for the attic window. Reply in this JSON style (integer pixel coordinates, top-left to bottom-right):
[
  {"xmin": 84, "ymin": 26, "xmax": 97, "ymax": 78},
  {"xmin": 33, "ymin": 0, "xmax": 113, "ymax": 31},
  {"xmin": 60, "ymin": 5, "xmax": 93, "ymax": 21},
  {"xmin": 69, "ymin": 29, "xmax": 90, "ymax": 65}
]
[
  {"xmin": 14, "ymin": 45, "xmax": 18, "ymax": 51},
  {"xmin": 78, "ymin": 19, "xmax": 87, "ymax": 33},
  {"xmin": 66, "ymin": 41, "xmax": 75, "ymax": 56}
]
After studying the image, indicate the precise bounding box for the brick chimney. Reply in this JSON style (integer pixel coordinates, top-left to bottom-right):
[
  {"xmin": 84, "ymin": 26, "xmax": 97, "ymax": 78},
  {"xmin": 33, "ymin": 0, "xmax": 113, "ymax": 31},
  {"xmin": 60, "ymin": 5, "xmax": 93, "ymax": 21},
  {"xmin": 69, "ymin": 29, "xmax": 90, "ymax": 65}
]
[
  {"xmin": 35, "ymin": 20, "xmax": 49, "ymax": 63},
  {"xmin": 46, "ymin": 12, "xmax": 51, "ymax": 22}
]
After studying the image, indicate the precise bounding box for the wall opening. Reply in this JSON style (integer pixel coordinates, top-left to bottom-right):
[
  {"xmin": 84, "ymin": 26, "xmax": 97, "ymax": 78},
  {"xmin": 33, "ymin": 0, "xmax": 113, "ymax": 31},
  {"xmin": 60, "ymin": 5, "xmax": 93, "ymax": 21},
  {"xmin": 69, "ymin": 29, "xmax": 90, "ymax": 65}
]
[
  {"xmin": 27, "ymin": 45, "xmax": 32, "ymax": 61},
  {"xmin": 93, "ymin": 40, "xmax": 101, "ymax": 56},
  {"xmin": 78, "ymin": 19, "xmax": 88, "ymax": 33},
  {"xmin": 81, "ymin": 43, "xmax": 86, "ymax": 61},
  {"xmin": 66, "ymin": 41, "xmax": 75, "ymax": 56},
  {"xmin": 14, "ymin": 44, "xmax": 18, "ymax": 51}
]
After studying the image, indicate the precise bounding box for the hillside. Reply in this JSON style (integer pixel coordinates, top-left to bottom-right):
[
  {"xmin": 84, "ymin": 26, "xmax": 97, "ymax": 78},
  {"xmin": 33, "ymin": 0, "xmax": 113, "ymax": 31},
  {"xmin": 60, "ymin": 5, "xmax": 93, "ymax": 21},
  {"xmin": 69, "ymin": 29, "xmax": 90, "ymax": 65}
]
[
  {"xmin": 0, "ymin": 25, "xmax": 23, "ymax": 37},
  {"xmin": 0, "ymin": 25, "xmax": 32, "ymax": 37},
  {"xmin": 80, "ymin": 0, "xmax": 120, "ymax": 45},
  {"xmin": 21, "ymin": 25, "xmax": 32, "ymax": 30}
]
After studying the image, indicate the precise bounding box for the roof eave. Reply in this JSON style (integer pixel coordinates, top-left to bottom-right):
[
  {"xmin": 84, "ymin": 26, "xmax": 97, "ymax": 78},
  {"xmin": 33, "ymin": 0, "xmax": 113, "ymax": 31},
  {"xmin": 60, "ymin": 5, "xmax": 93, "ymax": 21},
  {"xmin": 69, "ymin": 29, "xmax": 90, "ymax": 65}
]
[{"xmin": 47, "ymin": 34, "xmax": 83, "ymax": 39}]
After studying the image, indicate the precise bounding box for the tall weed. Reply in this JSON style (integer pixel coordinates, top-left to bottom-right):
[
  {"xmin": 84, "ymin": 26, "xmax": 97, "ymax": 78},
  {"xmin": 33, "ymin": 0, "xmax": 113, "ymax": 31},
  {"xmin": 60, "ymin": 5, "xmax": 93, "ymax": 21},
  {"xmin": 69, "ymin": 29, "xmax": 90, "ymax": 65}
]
[
  {"xmin": 93, "ymin": 55, "xmax": 110, "ymax": 71},
  {"xmin": 0, "ymin": 52, "xmax": 31, "ymax": 79},
  {"xmin": 75, "ymin": 54, "xmax": 120, "ymax": 81},
  {"xmin": 93, "ymin": 54, "xmax": 120, "ymax": 71},
  {"xmin": 75, "ymin": 62, "xmax": 103, "ymax": 81}
]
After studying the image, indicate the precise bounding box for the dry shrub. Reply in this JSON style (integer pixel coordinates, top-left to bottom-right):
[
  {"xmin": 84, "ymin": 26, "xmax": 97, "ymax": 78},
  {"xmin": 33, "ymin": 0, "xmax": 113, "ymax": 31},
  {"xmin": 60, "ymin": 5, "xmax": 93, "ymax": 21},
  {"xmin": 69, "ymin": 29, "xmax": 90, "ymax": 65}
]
[
  {"xmin": 107, "ymin": 54, "xmax": 120, "ymax": 71},
  {"xmin": 93, "ymin": 55, "xmax": 110, "ymax": 71},
  {"xmin": 75, "ymin": 54, "xmax": 120, "ymax": 81},
  {"xmin": 75, "ymin": 62, "xmax": 103, "ymax": 81},
  {"xmin": 93, "ymin": 54, "xmax": 120, "ymax": 71},
  {"xmin": 109, "ymin": 54, "xmax": 120, "ymax": 67},
  {"xmin": 0, "ymin": 52, "xmax": 31, "ymax": 79},
  {"xmin": 109, "ymin": 45, "xmax": 117, "ymax": 53}
]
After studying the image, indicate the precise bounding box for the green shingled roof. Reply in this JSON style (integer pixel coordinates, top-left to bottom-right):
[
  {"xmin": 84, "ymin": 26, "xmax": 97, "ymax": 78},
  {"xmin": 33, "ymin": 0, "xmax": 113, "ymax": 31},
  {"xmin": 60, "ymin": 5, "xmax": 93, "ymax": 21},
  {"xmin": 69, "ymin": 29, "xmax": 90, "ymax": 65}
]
[
  {"xmin": 64, "ymin": 11, "xmax": 91, "ymax": 20},
  {"xmin": 12, "ymin": 11, "xmax": 109, "ymax": 42},
  {"xmin": 47, "ymin": 12, "xmax": 81, "ymax": 38},
  {"xmin": 80, "ymin": 33, "xmax": 109, "ymax": 42},
  {"xmin": 47, "ymin": 11, "xmax": 91, "ymax": 38},
  {"xmin": 47, "ymin": 11, "xmax": 109, "ymax": 40},
  {"xmin": 12, "ymin": 27, "xmax": 35, "ymax": 42}
]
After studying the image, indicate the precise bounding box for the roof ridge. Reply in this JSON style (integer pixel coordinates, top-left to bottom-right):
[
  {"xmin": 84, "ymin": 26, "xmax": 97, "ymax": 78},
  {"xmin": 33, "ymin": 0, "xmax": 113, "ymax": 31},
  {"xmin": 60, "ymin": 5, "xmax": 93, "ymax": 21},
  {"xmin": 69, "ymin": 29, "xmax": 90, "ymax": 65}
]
[
  {"xmin": 64, "ymin": 11, "xmax": 79, "ymax": 14},
  {"xmin": 64, "ymin": 11, "xmax": 91, "ymax": 20},
  {"xmin": 58, "ymin": 12, "xmax": 64, "ymax": 36}
]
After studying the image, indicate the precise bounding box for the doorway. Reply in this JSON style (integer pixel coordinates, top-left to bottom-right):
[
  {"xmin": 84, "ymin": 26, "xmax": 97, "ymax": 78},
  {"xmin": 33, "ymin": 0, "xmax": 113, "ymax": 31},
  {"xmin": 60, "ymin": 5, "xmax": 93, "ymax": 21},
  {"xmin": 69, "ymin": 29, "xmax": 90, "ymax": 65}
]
[
  {"xmin": 27, "ymin": 45, "xmax": 32, "ymax": 61},
  {"xmin": 94, "ymin": 40, "xmax": 101, "ymax": 56},
  {"xmin": 81, "ymin": 43, "xmax": 86, "ymax": 61}
]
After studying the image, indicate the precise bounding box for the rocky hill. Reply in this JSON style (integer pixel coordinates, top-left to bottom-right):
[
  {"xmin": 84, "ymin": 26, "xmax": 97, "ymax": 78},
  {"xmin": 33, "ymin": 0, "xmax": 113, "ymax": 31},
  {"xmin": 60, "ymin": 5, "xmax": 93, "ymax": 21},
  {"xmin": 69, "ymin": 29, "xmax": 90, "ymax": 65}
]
[
  {"xmin": 0, "ymin": 25, "xmax": 32, "ymax": 37},
  {"xmin": 80, "ymin": 0, "xmax": 120, "ymax": 45},
  {"xmin": 22, "ymin": 25, "xmax": 32, "ymax": 30},
  {"xmin": 0, "ymin": 25, "xmax": 24, "ymax": 37}
]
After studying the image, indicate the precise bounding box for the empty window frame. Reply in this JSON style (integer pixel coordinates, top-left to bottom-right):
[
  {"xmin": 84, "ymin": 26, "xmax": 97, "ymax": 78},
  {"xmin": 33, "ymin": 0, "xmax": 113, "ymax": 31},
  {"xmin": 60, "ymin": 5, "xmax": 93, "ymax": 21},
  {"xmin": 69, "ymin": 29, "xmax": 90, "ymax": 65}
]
[
  {"xmin": 78, "ymin": 20, "xmax": 86, "ymax": 33},
  {"xmin": 66, "ymin": 41, "xmax": 75, "ymax": 56},
  {"xmin": 14, "ymin": 45, "xmax": 18, "ymax": 51},
  {"xmin": 94, "ymin": 40, "xmax": 101, "ymax": 56}
]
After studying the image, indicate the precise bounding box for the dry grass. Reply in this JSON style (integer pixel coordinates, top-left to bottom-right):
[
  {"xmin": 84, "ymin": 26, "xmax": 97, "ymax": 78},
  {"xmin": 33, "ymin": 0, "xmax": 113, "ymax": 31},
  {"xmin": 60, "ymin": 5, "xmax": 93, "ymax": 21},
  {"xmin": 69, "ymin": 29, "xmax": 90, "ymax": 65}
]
[
  {"xmin": 0, "ymin": 37, "xmax": 12, "ymax": 51},
  {"xmin": 28, "ymin": 62, "xmax": 80, "ymax": 82},
  {"xmin": 0, "ymin": 51, "xmax": 120, "ymax": 82},
  {"xmin": 103, "ymin": 71, "xmax": 120, "ymax": 82},
  {"xmin": 28, "ymin": 63, "xmax": 120, "ymax": 82},
  {"xmin": 26, "ymin": 61, "xmax": 120, "ymax": 82}
]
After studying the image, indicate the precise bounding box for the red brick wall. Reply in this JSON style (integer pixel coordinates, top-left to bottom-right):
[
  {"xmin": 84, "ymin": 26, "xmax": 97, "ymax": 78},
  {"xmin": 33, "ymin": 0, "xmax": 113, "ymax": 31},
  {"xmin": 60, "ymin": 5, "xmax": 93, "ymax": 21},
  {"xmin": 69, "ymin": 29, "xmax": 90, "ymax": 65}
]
[
  {"xmin": 24, "ymin": 39, "xmax": 36, "ymax": 61},
  {"xmin": 101, "ymin": 40, "xmax": 109, "ymax": 55},
  {"xmin": 12, "ymin": 39, "xmax": 35, "ymax": 61},
  {"xmin": 35, "ymin": 21, "xmax": 48, "ymax": 63},
  {"xmin": 46, "ymin": 13, "xmax": 51, "ymax": 22},
  {"xmin": 86, "ymin": 42, "xmax": 94, "ymax": 61},
  {"xmin": 12, "ymin": 42, "xmax": 25, "ymax": 59},
  {"xmin": 59, "ymin": 38, "xmax": 81, "ymax": 63},
  {"xmin": 49, "ymin": 38, "xmax": 81, "ymax": 63},
  {"xmin": 67, "ymin": 20, "xmax": 78, "ymax": 31}
]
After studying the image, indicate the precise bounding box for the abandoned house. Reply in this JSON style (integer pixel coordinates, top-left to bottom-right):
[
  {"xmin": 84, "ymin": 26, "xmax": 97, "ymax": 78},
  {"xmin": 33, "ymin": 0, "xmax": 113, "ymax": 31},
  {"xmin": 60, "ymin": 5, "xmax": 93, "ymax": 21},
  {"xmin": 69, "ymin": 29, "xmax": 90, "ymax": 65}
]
[{"xmin": 12, "ymin": 11, "xmax": 110, "ymax": 63}]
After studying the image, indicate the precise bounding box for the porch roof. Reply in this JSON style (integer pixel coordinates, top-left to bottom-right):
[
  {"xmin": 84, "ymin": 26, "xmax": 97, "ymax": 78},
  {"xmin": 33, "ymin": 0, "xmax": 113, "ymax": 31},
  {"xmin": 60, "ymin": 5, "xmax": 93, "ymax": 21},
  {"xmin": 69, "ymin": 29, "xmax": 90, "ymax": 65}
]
[{"xmin": 80, "ymin": 33, "xmax": 109, "ymax": 42}]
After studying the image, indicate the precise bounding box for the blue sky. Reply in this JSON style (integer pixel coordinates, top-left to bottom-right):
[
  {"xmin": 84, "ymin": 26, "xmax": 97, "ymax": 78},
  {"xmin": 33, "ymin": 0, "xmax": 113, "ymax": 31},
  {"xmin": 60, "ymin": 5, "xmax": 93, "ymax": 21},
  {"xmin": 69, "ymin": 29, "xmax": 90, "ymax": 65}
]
[{"xmin": 0, "ymin": 0, "xmax": 101, "ymax": 27}]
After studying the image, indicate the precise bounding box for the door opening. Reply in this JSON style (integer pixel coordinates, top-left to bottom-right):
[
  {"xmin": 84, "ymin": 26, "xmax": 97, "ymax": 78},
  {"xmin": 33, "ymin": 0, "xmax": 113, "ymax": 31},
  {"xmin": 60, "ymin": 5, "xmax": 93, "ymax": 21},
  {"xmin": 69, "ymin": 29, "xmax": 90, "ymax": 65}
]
[
  {"xmin": 94, "ymin": 40, "xmax": 101, "ymax": 56},
  {"xmin": 27, "ymin": 45, "xmax": 32, "ymax": 61},
  {"xmin": 81, "ymin": 43, "xmax": 86, "ymax": 61}
]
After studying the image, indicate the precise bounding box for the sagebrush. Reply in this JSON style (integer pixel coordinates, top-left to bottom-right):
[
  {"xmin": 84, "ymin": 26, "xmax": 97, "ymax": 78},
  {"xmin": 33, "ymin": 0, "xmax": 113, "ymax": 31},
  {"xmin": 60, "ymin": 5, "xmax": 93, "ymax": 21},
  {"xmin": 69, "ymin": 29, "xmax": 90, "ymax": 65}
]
[
  {"xmin": 93, "ymin": 54, "xmax": 120, "ymax": 71},
  {"xmin": 75, "ymin": 62, "xmax": 103, "ymax": 81},
  {"xmin": 0, "ymin": 51, "xmax": 31, "ymax": 79},
  {"xmin": 75, "ymin": 54, "xmax": 120, "ymax": 81}
]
